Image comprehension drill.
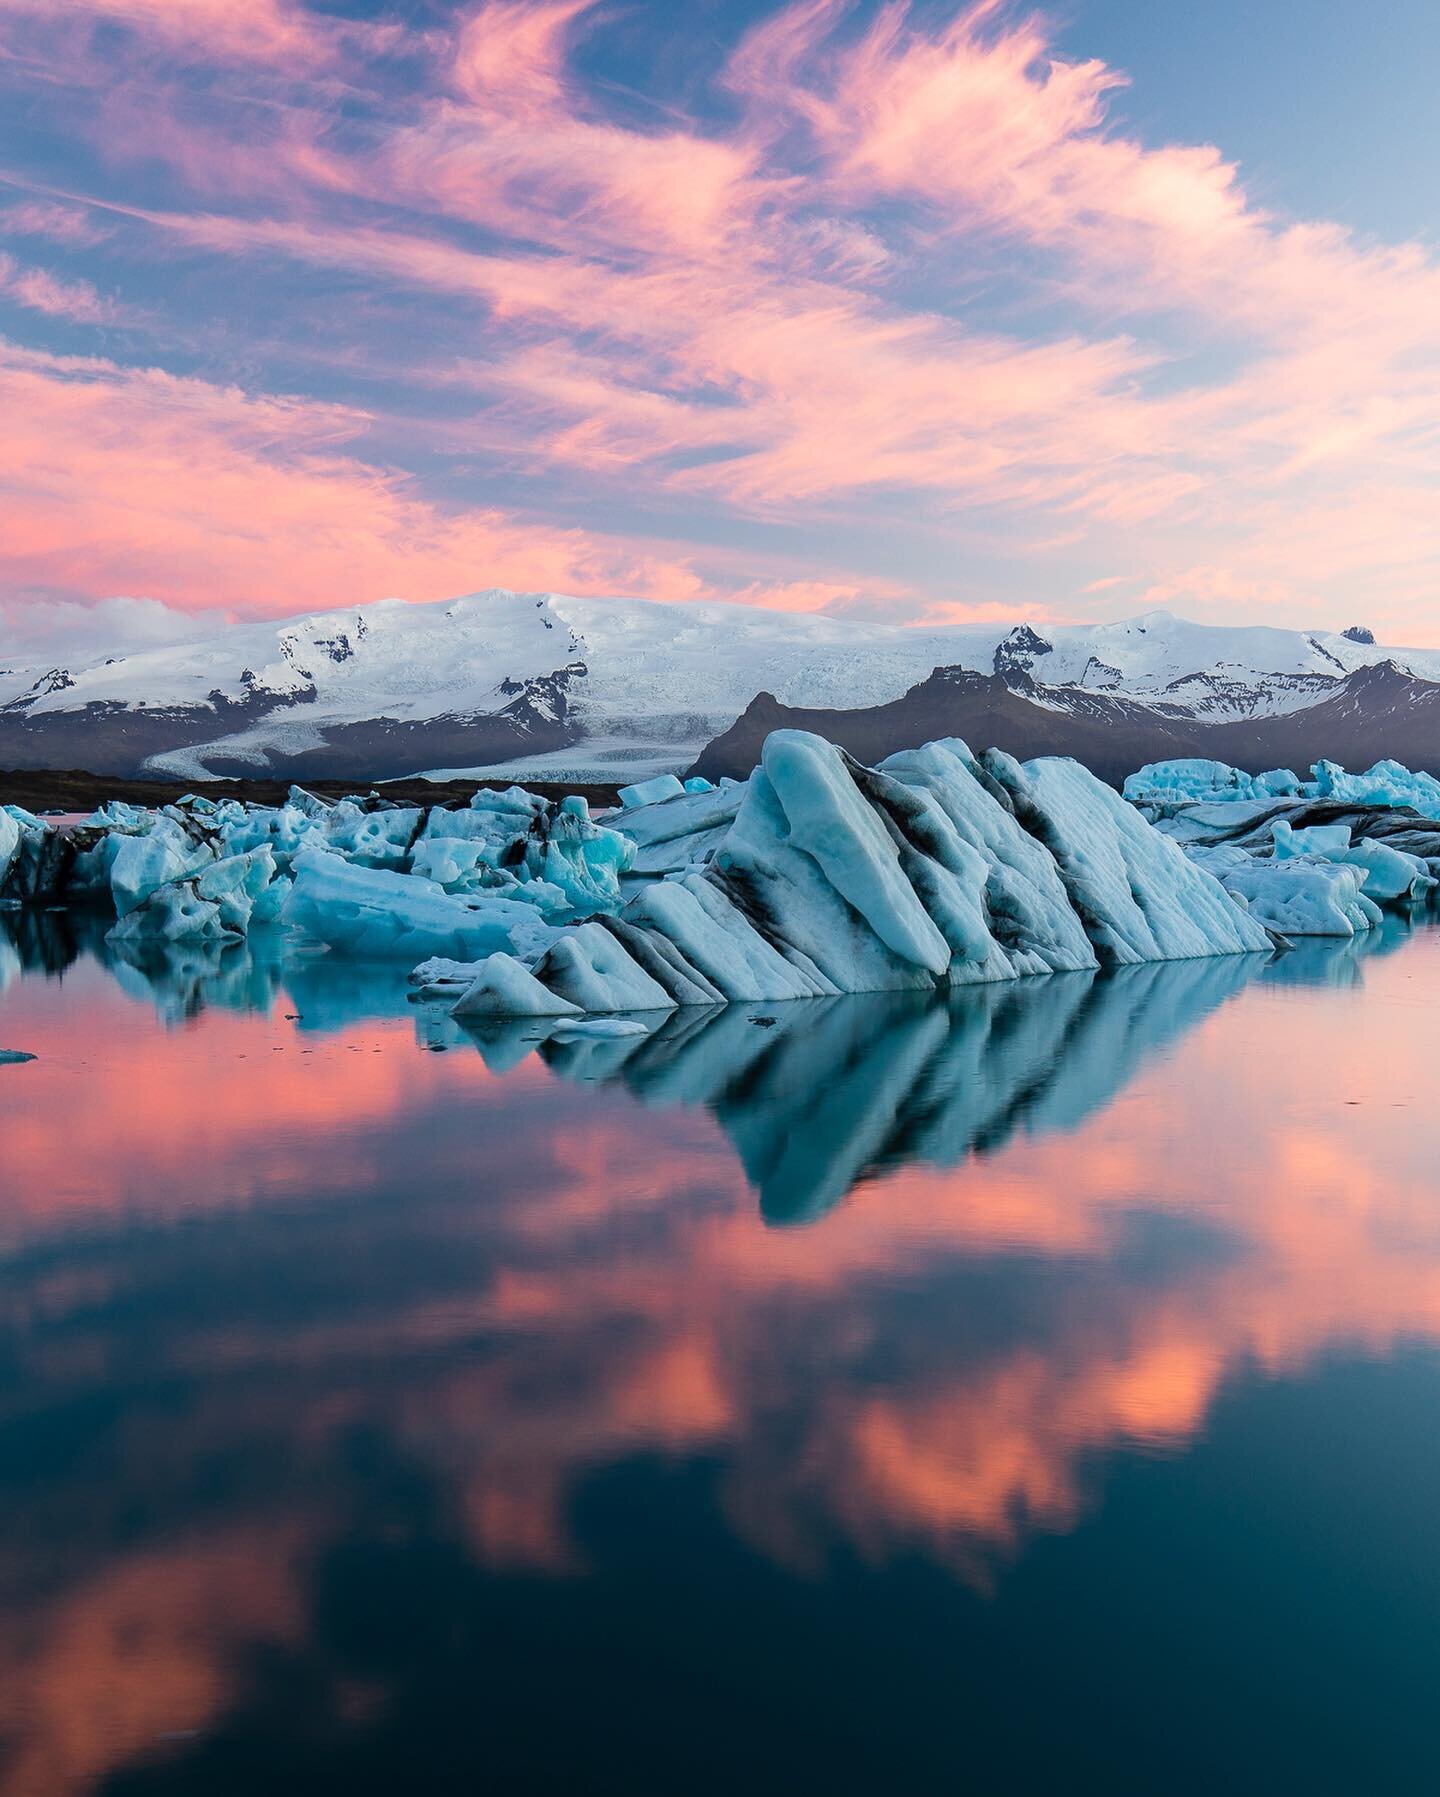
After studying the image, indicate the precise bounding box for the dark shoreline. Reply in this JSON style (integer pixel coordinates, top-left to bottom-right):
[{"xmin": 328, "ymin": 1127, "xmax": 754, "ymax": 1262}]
[{"xmin": 0, "ymin": 768, "xmax": 624, "ymax": 815}]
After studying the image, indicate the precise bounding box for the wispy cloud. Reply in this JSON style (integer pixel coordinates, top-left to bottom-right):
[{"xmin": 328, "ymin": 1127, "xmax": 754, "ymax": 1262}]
[{"xmin": 0, "ymin": 0, "xmax": 1438, "ymax": 637}]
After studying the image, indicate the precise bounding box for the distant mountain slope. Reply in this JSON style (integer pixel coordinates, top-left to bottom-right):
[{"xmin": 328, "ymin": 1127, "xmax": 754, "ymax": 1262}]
[
  {"xmin": 1, "ymin": 589, "xmax": 1435, "ymax": 781},
  {"xmin": 690, "ymin": 661, "xmax": 1440, "ymax": 787}
]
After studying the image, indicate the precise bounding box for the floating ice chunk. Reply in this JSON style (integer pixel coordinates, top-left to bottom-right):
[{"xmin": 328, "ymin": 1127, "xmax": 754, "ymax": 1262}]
[
  {"xmin": 682, "ymin": 776, "xmax": 715, "ymax": 794},
  {"xmin": 1125, "ymin": 760, "xmax": 1268, "ymax": 804},
  {"xmin": 418, "ymin": 791, "xmax": 632, "ymax": 916},
  {"xmin": 1310, "ymin": 758, "xmax": 1440, "ymax": 812},
  {"xmin": 0, "ymin": 1049, "xmax": 36, "ymax": 1066},
  {"xmin": 285, "ymin": 784, "xmax": 333, "ymax": 817},
  {"xmin": 1125, "ymin": 760, "xmax": 1309, "ymax": 807},
  {"xmin": 1271, "ymin": 820, "xmax": 1354, "ymax": 859},
  {"xmin": 109, "ymin": 822, "xmax": 213, "ymax": 917},
  {"xmin": 618, "ymin": 773, "xmax": 686, "ymax": 809},
  {"xmin": 538, "ymin": 806, "xmax": 635, "ymax": 913},
  {"xmin": 550, "ymin": 1017, "xmax": 650, "ymax": 1038},
  {"xmin": 410, "ymin": 836, "xmax": 495, "ymax": 891},
  {"xmin": 1198, "ymin": 854, "xmax": 1381, "ymax": 936},
  {"xmin": 410, "ymin": 955, "xmax": 496, "ymax": 990},
  {"xmin": 320, "ymin": 802, "xmax": 422, "ymax": 869},
  {"xmin": 468, "ymin": 784, "xmax": 543, "ymax": 816},
  {"xmin": 283, "ymin": 851, "xmax": 552, "ymax": 961},
  {"xmin": 452, "ymin": 953, "xmax": 581, "ymax": 1018},
  {"xmin": 1271, "ymin": 818, "xmax": 1434, "ymax": 902},
  {"xmin": 251, "ymin": 873, "xmax": 291, "ymax": 925},
  {"xmin": 193, "ymin": 847, "xmax": 278, "ymax": 933},
  {"xmin": 107, "ymin": 880, "xmax": 235, "ymax": 944},
  {"xmin": 992, "ymin": 753, "xmax": 1273, "ymax": 961},
  {"xmin": 611, "ymin": 781, "xmax": 745, "ymax": 878},
  {"xmin": 220, "ymin": 803, "xmax": 329, "ymax": 874}
]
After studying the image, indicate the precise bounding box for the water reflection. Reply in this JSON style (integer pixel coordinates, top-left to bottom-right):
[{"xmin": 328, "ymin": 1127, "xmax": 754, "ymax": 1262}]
[
  {"xmin": 2, "ymin": 913, "xmax": 1440, "ymax": 1792},
  {"xmin": 474, "ymin": 955, "xmax": 1264, "ymax": 1224}
]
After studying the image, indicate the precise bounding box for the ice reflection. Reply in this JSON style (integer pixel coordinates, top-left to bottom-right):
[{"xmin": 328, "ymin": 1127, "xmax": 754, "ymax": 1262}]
[{"xmin": 472, "ymin": 955, "xmax": 1265, "ymax": 1223}]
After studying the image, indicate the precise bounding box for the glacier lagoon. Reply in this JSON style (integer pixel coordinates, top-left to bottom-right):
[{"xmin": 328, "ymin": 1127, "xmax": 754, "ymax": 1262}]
[{"xmin": 3, "ymin": 909, "xmax": 1440, "ymax": 1792}]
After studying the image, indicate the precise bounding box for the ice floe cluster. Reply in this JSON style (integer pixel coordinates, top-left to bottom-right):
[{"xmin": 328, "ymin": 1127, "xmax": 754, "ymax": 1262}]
[
  {"xmin": 4, "ymin": 732, "xmax": 1275, "ymax": 1021},
  {"xmin": 9, "ymin": 734, "xmax": 1437, "ymax": 1017},
  {"xmin": 0, "ymin": 782, "xmax": 641, "ymax": 952},
  {"xmin": 1127, "ymin": 757, "xmax": 1440, "ymax": 936}
]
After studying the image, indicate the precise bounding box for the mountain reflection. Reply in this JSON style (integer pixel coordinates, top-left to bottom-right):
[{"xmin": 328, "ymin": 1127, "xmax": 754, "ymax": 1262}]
[{"xmin": 2, "ymin": 914, "xmax": 1440, "ymax": 1791}]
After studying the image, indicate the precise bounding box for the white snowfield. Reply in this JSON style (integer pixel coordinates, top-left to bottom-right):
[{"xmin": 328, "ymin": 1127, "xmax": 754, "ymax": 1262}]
[
  {"xmin": 1127, "ymin": 756, "xmax": 1440, "ymax": 935},
  {"xmin": 5, "ymin": 590, "xmax": 1438, "ymax": 782}
]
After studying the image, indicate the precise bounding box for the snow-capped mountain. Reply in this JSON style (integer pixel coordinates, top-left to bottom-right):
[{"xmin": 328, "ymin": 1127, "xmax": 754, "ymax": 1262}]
[{"xmin": 0, "ymin": 589, "xmax": 1436, "ymax": 782}]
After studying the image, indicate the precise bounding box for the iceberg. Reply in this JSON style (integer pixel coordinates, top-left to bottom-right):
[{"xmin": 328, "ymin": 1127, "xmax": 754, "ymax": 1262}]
[
  {"xmin": 1190, "ymin": 848, "xmax": 1382, "ymax": 937},
  {"xmin": 618, "ymin": 773, "xmax": 686, "ymax": 809},
  {"xmin": 433, "ymin": 731, "xmax": 1270, "ymax": 1019},
  {"xmin": 452, "ymin": 952, "xmax": 581, "ymax": 1018},
  {"xmin": 1129, "ymin": 755, "xmax": 1440, "ymax": 816},
  {"xmin": 6, "ymin": 728, "xmax": 1285, "ymax": 998},
  {"xmin": 1310, "ymin": 758, "xmax": 1440, "ymax": 812},
  {"xmin": 1271, "ymin": 819, "xmax": 1433, "ymax": 904},
  {"xmin": 1124, "ymin": 759, "xmax": 1299, "ymax": 805},
  {"xmin": 1128, "ymin": 752, "xmax": 1440, "ymax": 933}
]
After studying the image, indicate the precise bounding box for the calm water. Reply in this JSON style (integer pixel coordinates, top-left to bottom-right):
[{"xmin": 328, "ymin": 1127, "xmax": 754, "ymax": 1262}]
[{"xmin": 2, "ymin": 910, "xmax": 1440, "ymax": 1794}]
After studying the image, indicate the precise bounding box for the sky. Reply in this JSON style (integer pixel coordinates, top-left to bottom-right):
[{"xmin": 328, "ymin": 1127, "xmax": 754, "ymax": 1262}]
[{"xmin": 2, "ymin": 0, "xmax": 1440, "ymax": 657}]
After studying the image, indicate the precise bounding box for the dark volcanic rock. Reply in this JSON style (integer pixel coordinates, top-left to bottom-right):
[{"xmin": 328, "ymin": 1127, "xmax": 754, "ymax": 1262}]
[
  {"xmin": 689, "ymin": 659, "xmax": 1440, "ymax": 788},
  {"xmin": 1342, "ymin": 625, "xmax": 1376, "ymax": 645},
  {"xmin": 690, "ymin": 667, "xmax": 1204, "ymax": 786}
]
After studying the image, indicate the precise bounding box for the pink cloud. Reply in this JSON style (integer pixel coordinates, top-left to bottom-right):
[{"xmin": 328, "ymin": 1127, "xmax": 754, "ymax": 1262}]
[
  {"xmin": 0, "ymin": 199, "xmax": 112, "ymax": 245},
  {"xmin": 0, "ymin": 252, "xmax": 134, "ymax": 323},
  {"xmin": 1, "ymin": 0, "xmax": 1440, "ymax": 634},
  {"xmin": 0, "ymin": 0, "xmax": 336, "ymax": 69},
  {"xmin": 0, "ymin": 339, "xmax": 708, "ymax": 613}
]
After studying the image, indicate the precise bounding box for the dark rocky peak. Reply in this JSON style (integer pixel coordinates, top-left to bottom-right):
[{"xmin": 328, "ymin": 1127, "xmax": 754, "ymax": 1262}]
[
  {"xmin": 993, "ymin": 625, "xmax": 1053, "ymax": 682},
  {"xmin": 1342, "ymin": 625, "xmax": 1375, "ymax": 645},
  {"xmin": 311, "ymin": 632, "xmax": 358, "ymax": 665},
  {"xmin": 3, "ymin": 668, "xmax": 75, "ymax": 712},
  {"xmin": 1335, "ymin": 658, "xmax": 1417, "ymax": 695},
  {"xmin": 496, "ymin": 661, "xmax": 590, "ymax": 732},
  {"xmin": 922, "ymin": 664, "xmax": 1004, "ymax": 694}
]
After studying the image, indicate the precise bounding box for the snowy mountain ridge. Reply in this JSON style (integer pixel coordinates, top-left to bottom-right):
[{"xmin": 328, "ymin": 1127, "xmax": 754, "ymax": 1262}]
[{"xmin": 1, "ymin": 589, "xmax": 1435, "ymax": 782}]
